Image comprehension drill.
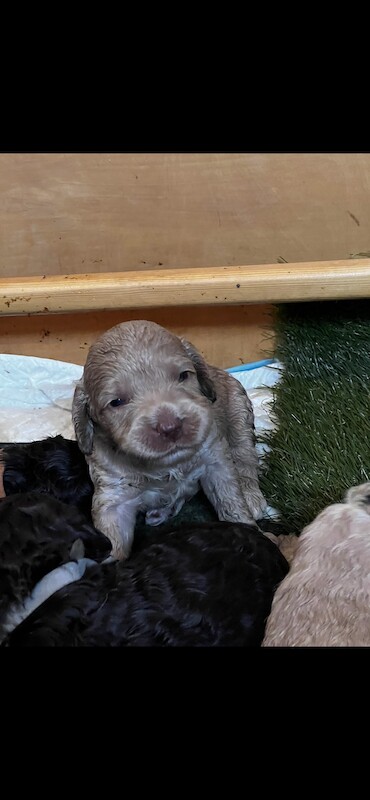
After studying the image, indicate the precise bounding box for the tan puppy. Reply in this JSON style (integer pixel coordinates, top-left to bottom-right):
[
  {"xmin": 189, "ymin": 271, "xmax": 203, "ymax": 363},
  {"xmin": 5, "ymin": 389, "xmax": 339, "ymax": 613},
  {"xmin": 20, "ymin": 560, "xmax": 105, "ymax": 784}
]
[
  {"xmin": 262, "ymin": 482, "xmax": 370, "ymax": 647},
  {"xmin": 72, "ymin": 320, "xmax": 266, "ymax": 559}
]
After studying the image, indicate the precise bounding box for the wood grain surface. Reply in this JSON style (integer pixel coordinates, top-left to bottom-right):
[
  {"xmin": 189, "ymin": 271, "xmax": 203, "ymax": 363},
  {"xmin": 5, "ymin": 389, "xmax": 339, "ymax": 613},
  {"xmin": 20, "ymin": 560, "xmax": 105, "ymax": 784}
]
[{"xmin": 1, "ymin": 153, "xmax": 370, "ymax": 278}]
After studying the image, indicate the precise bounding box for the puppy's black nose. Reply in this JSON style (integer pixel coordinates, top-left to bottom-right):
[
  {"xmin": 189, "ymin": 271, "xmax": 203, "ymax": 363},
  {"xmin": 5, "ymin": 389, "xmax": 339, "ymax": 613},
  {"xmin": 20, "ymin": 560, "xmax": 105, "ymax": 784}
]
[{"xmin": 154, "ymin": 413, "xmax": 183, "ymax": 441}]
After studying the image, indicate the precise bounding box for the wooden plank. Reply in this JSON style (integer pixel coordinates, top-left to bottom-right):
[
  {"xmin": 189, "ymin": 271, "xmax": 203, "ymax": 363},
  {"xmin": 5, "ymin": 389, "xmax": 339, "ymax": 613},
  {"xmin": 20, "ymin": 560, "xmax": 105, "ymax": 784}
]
[
  {"xmin": 1, "ymin": 259, "xmax": 370, "ymax": 315},
  {"xmin": 0, "ymin": 304, "xmax": 274, "ymax": 369},
  {"xmin": 1, "ymin": 153, "xmax": 370, "ymax": 278}
]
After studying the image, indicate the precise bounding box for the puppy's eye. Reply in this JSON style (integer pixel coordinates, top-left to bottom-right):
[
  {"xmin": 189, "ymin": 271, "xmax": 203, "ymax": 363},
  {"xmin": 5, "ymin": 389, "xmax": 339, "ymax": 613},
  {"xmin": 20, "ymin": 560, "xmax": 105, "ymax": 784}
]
[
  {"xmin": 109, "ymin": 398, "xmax": 127, "ymax": 407},
  {"xmin": 178, "ymin": 371, "xmax": 192, "ymax": 382}
]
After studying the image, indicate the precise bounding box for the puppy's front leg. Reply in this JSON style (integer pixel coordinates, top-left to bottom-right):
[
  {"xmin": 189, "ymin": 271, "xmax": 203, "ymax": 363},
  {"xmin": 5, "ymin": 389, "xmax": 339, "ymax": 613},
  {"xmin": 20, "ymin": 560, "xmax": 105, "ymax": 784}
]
[
  {"xmin": 229, "ymin": 444, "xmax": 267, "ymax": 520},
  {"xmin": 92, "ymin": 493, "xmax": 138, "ymax": 560},
  {"xmin": 222, "ymin": 380, "xmax": 266, "ymax": 519},
  {"xmin": 200, "ymin": 441, "xmax": 256, "ymax": 526}
]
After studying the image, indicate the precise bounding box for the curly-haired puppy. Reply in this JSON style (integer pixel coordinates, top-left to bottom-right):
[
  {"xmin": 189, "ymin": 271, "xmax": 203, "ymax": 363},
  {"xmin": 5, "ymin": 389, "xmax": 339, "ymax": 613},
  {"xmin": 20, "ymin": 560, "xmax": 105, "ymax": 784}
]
[
  {"xmin": 72, "ymin": 320, "xmax": 266, "ymax": 559},
  {"xmin": 262, "ymin": 482, "xmax": 370, "ymax": 647},
  {"xmin": 3, "ymin": 520, "xmax": 288, "ymax": 647},
  {"xmin": 0, "ymin": 491, "xmax": 111, "ymax": 641},
  {"xmin": 0, "ymin": 435, "xmax": 94, "ymax": 517}
]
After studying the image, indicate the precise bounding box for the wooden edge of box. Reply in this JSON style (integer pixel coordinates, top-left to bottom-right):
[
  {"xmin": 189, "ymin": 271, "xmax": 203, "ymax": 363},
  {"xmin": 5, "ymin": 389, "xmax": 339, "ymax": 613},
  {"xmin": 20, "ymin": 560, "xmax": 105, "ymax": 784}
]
[{"xmin": 1, "ymin": 259, "xmax": 370, "ymax": 316}]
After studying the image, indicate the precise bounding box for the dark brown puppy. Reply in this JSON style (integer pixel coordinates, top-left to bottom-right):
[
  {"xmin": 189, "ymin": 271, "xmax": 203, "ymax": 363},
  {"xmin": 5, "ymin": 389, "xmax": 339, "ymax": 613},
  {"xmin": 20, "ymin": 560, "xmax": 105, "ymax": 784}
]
[
  {"xmin": 0, "ymin": 435, "xmax": 94, "ymax": 517},
  {"xmin": 3, "ymin": 519, "xmax": 288, "ymax": 647},
  {"xmin": 0, "ymin": 490, "xmax": 111, "ymax": 642}
]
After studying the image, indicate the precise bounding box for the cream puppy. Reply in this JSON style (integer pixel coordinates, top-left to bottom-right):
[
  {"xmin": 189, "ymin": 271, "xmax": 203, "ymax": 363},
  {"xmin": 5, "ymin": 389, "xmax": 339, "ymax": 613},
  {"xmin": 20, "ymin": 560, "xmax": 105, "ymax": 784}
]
[{"xmin": 262, "ymin": 482, "xmax": 370, "ymax": 647}]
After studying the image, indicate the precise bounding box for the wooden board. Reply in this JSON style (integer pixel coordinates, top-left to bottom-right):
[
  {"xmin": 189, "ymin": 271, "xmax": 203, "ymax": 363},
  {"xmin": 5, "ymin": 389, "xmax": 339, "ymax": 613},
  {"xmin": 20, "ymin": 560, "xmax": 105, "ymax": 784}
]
[
  {"xmin": 1, "ymin": 153, "xmax": 370, "ymax": 279},
  {"xmin": 0, "ymin": 303, "xmax": 274, "ymax": 368},
  {"xmin": 1, "ymin": 259, "xmax": 370, "ymax": 315}
]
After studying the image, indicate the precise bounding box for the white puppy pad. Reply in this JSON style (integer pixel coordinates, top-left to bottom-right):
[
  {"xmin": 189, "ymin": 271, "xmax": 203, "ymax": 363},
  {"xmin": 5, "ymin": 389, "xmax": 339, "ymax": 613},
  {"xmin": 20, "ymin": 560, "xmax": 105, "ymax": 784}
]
[{"xmin": 0, "ymin": 354, "xmax": 83, "ymax": 442}]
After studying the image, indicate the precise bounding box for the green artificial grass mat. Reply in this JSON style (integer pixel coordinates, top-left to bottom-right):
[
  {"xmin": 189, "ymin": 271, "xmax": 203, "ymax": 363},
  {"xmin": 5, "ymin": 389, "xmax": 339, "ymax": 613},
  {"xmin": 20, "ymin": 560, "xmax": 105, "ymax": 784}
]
[{"xmin": 259, "ymin": 299, "xmax": 370, "ymax": 536}]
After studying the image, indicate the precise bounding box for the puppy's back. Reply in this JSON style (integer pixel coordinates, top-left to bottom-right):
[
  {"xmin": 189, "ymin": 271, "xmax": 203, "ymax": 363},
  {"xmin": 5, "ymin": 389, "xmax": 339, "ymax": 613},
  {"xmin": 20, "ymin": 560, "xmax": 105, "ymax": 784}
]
[
  {"xmin": 1, "ymin": 436, "xmax": 93, "ymax": 515},
  {"xmin": 262, "ymin": 501, "xmax": 370, "ymax": 647}
]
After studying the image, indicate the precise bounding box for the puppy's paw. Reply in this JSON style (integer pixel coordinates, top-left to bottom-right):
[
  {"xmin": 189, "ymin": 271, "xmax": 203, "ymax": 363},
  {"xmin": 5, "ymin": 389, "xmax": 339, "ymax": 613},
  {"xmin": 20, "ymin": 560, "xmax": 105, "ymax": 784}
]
[
  {"xmin": 145, "ymin": 498, "xmax": 185, "ymax": 527},
  {"xmin": 110, "ymin": 543, "xmax": 128, "ymax": 560},
  {"xmin": 244, "ymin": 486, "xmax": 268, "ymax": 520},
  {"xmin": 276, "ymin": 533, "xmax": 299, "ymax": 565},
  {"xmin": 105, "ymin": 531, "xmax": 129, "ymax": 560},
  {"xmin": 345, "ymin": 482, "xmax": 370, "ymax": 512},
  {"xmin": 145, "ymin": 508, "xmax": 171, "ymax": 526}
]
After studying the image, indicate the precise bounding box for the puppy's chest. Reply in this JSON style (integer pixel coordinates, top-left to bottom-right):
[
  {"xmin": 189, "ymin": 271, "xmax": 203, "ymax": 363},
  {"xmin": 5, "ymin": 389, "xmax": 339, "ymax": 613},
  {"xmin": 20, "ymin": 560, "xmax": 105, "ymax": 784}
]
[
  {"xmin": 125, "ymin": 460, "xmax": 205, "ymax": 507},
  {"xmin": 140, "ymin": 461, "xmax": 205, "ymax": 491},
  {"xmin": 91, "ymin": 449, "xmax": 206, "ymax": 507}
]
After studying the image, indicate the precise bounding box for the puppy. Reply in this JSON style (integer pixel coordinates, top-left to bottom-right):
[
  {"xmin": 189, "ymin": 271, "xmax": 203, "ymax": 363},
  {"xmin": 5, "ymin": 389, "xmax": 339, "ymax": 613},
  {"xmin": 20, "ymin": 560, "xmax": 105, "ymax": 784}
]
[
  {"xmin": 72, "ymin": 320, "xmax": 266, "ymax": 559},
  {"xmin": 262, "ymin": 482, "xmax": 370, "ymax": 647},
  {"xmin": 0, "ymin": 435, "xmax": 94, "ymax": 517},
  {"xmin": 0, "ymin": 491, "xmax": 111, "ymax": 641},
  {"xmin": 3, "ymin": 520, "xmax": 289, "ymax": 647}
]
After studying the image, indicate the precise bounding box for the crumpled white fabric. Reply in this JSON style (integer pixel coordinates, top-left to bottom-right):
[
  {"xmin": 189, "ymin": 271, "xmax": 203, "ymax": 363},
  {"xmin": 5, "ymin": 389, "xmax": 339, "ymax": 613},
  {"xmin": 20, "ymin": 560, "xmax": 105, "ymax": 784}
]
[
  {"xmin": 0, "ymin": 353, "xmax": 282, "ymax": 447},
  {"xmin": 0, "ymin": 354, "xmax": 83, "ymax": 442}
]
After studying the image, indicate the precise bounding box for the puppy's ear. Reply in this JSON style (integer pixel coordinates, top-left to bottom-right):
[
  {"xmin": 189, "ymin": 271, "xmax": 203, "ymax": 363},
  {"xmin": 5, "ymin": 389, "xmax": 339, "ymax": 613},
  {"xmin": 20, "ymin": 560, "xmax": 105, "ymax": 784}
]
[
  {"xmin": 180, "ymin": 339, "xmax": 217, "ymax": 403},
  {"xmin": 72, "ymin": 381, "xmax": 94, "ymax": 455}
]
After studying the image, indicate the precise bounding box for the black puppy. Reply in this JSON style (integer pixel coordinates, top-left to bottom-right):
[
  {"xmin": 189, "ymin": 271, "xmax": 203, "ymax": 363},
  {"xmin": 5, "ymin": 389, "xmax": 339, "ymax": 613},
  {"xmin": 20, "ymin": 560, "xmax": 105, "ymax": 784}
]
[
  {"xmin": 0, "ymin": 491, "xmax": 111, "ymax": 641},
  {"xmin": 0, "ymin": 436, "xmax": 93, "ymax": 516},
  {"xmin": 3, "ymin": 520, "xmax": 288, "ymax": 647}
]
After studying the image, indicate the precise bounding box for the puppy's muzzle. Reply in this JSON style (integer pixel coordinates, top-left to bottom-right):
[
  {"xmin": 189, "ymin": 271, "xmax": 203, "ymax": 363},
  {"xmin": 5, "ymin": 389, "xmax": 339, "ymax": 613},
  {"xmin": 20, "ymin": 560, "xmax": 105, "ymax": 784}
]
[
  {"xmin": 139, "ymin": 402, "xmax": 203, "ymax": 455},
  {"xmin": 153, "ymin": 410, "xmax": 183, "ymax": 442}
]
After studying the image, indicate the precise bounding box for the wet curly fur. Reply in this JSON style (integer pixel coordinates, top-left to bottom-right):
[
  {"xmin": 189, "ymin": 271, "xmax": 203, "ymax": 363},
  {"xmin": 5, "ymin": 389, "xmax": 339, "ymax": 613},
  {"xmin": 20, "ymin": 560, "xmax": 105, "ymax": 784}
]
[
  {"xmin": 263, "ymin": 481, "xmax": 370, "ymax": 647},
  {"xmin": 2, "ymin": 518, "xmax": 288, "ymax": 647},
  {"xmin": 0, "ymin": 491, "xmax": 111, "ymax": 640},
  {"xmin": 0, "ymin": 435, "xmax": 93, "ymax": 517}
]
